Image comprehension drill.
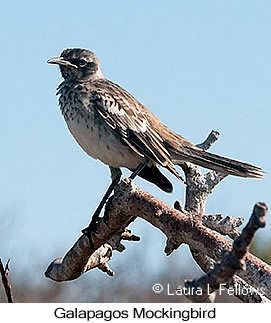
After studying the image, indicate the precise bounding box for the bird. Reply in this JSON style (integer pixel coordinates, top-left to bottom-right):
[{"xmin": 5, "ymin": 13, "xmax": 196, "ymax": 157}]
[{"xmin": 48, "ymin": 48, "xmax": 264, "ymax": 230}]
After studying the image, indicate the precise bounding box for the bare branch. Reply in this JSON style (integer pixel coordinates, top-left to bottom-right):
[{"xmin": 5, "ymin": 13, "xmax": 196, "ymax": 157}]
[
  {"xmin": 184, "ymin": 202, "xmax": 268, "ymax": 302},
  {"xmin": 45, "ymin": 179, "xmax": 271, "ymax": 304},
  {"xmin": 228, "ymin": 276, "xmax": 271, "ymax": 303},
  {"xmin": 174, "ymin": 203, "xmax": 243, "ymax": 240},
  {"xmin": 0, "ymin": 258, "xmax": 14, "ymax": 303},
  {"xmin": 197, "ymin": 130, "xmax": 220, "ymax": 150},
  {"xmin": 190, "ymin": 250, "xmax": 270, "ymax": 303},
  {"xmin": 45, "ymin": 196, "xmax": 139, "ymax": 282},
  {"xmin": 181, "ymin": 130, "xmax": 228, "ymax": 215},
  {"xmin": 202, "ymin": 214, "xmax": 244, "ymax": 240},
  {"xmin": 164, "ymin": 238, "xmax": 183, "ymax": 256},
  {"xmin": 44, "ymin": 129, "xmax": 269, "ymax": 304}
]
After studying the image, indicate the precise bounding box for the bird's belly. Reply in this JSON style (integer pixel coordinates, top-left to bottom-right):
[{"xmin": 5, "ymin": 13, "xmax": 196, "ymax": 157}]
[{"xmin": 66, "ymin": 116, "xmax": 144, "ymax": 169}]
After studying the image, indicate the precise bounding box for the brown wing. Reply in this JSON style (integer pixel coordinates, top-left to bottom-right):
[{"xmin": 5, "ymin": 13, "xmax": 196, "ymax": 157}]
[{"xmin": 89, "ymin": 79, "xmax": 184, "ymax": 182}]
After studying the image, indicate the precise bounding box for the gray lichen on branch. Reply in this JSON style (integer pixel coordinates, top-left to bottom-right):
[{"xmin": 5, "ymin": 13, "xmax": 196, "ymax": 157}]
[
  {"xmin": 202, "ymin": 214, "xmax": 244, "ymax": 240},
  {"xmin": 181, "ymin": 130, "xmax": 228, "ymax": 215},
  {"xmin": 184, "ymin": 202, "xmax": 268, "ymax": 302}
]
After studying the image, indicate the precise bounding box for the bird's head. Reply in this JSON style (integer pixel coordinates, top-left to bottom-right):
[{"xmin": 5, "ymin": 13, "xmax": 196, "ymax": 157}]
[{"xmin": 47, "ymin": 48, "xmax": 103, "ymax": 82}]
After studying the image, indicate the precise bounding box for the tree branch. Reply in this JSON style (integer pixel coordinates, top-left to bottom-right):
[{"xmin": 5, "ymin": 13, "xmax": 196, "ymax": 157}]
[
  {"xmin": 190, "ymin": 251, "xmax": 270, "ymax": 303},
  {"xmin": 0, "ymin": 258, "xmax": 14, "ymax": 303},
  {"xmin": 184, "ymin": 202, "xmax": 268, "ymax": 302},
  {"xmin": 45, "ymin": 179, "xmax": 271, "ymax": 302},
  {"xmin": 45, "ymin": 130, "xmax": 269, "ymax": 303},
  {"xmin": 182, "ymin": 130, "xmax": 228, "ymax": 215},
  {"xmin": 45, "ymin": 225, "xmax": 139, "ymax": 281},
  {"xmin": 202, "ymin": 213, "xmax": 243, "ymax": 240}
]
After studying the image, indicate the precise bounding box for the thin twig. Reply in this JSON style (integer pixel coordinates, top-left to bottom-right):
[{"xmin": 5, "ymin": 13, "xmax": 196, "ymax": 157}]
[
  {"xmin": 197, "ymin": 130, "xmax": 220, "ymax": 150},
  {"xmin": 0, "ymin": 258, "xmax": 14, "ymax": 303}
]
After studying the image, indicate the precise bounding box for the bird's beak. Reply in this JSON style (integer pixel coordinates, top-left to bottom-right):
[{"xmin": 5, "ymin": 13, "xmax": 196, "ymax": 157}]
[{"xmin": 47, "ymin": 57, "xmax": 77, "ymax": 69}]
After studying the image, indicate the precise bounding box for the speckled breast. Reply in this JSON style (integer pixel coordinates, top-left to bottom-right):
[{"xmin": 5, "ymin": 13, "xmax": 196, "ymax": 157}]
[{"xmin": 58, "ymin": 86, "xmax": 144, "ymax": 169}]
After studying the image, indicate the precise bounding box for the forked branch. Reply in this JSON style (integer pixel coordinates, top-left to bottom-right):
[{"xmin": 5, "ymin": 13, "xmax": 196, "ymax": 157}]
[
  {"xmin": 184, "ymin": 202, "xmax": 267, "ymax": 302},
  {"xmin": 0, "ymin": 258, "xmax": 14, "ymax": 303}
]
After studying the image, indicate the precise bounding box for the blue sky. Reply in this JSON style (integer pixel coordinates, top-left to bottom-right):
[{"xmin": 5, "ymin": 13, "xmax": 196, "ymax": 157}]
[{"xmin": 1, "ymin": 1, "xmax": 271, "ymax": 280}]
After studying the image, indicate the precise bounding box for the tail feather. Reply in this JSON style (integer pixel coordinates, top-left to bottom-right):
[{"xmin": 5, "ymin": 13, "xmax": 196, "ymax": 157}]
[
  {"xmin": 130, "ymin": 165, "xmax": 174, "ymax": 193},
  {"xmin": 170, "ymin": 145, "xmax": 264, "ymax": 178}
]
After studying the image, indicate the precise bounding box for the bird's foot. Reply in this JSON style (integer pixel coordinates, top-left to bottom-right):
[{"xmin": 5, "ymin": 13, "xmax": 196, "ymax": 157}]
[
  {"xmin": 81, "ymin": 211, "xmax": 101, "ymax": 234},
  {"xmin": 81, "ymin": 212, "xmax": 101, "ymax": 249}
]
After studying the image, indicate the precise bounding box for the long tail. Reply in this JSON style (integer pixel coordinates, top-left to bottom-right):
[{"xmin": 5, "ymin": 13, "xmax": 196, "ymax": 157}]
[{"xmin": 169, "ymin": 145, "xmax": 264, "ymax": 178}]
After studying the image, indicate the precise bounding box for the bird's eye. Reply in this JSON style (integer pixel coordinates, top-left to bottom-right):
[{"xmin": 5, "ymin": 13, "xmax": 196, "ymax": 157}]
[{"xmin": 79, "ymin": 59, "xmax": 87, "ymax": 67}]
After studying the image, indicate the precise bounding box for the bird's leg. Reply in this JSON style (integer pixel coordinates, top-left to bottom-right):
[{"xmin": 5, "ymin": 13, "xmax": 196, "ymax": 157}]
[
  {"xmin": 82, "ymin": 163, "xmax": 146, "ymax": 238},
  {"xmin": 129, "ymin": 162, "xmax": 147, "ymax": 179},
  {"xmin": 82, "ymin": 167, "xmax": 122, "ymax": 234}
]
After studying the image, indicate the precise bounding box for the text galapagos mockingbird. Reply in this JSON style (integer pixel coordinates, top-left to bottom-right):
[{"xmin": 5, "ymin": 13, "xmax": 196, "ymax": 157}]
[{"xmin": 48, "ymin": 48, "xmax": 263, "ymax": 232}]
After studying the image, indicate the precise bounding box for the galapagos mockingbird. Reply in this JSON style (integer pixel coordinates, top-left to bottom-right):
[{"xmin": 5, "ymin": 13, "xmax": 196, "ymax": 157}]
[{"xmin": 48, "ymin": 48, "xmax": 263, "ymax": 231}]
